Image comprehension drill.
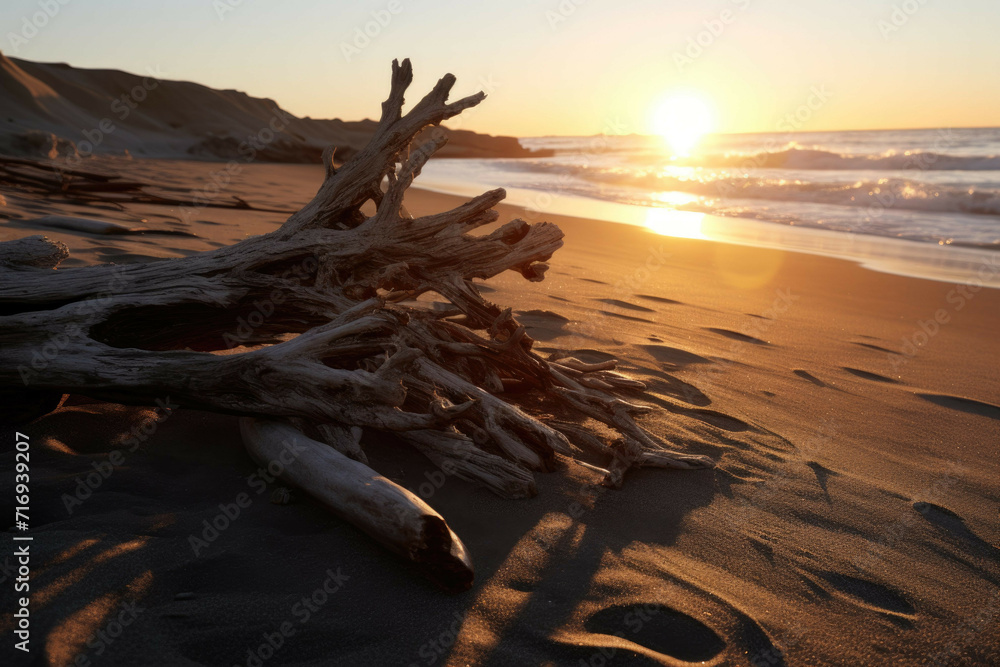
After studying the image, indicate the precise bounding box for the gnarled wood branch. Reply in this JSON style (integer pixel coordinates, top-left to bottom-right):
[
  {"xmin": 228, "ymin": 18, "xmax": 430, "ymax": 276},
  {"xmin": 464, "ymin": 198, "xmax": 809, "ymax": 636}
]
[{"xmin": 0, "ymin": 59, "xmax": 712, "ymax": 592}]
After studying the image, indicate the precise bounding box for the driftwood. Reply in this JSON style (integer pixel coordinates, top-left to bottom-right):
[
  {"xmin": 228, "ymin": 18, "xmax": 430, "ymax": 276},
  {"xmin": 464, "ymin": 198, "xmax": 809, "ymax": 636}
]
[
  {"xmin": 0, "ymin": 60, "xmax": 712, "ymax": 591},
  {"xmin": 241, "ymin": 418, "xmax": 473, "ymax": 592}
]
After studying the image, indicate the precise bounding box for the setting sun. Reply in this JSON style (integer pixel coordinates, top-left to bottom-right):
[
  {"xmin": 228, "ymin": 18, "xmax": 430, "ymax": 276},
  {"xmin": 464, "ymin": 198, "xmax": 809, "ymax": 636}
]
[{"xmin": 652, "ymin": 93, "xmax": 715, "ymax": 156}]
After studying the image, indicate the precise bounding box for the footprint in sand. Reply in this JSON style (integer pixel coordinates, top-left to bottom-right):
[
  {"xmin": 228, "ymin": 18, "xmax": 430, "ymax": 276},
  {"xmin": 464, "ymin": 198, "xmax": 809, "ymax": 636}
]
[
  {"xmin": 916, "ymin": 393, "xmax": 1000, "ymax": 420},
  {"xmin": 793, "ymin": 370, "xmax": 826, "ymax": 387},
  {"xmin": 518, "ymin": 309, "xmax": 570, "ymax": 323},
  {"xmin": 641, "ymin": 344, "xmax": 711, "ymax": 368},
  {"xmin": 806, "ymin": 462, "xmax": 838, "ymax": 498},
  {"xmin": 584, "ymin": 603, "xmax": 726, "ymax": 663},
  {"xmin": 594, "ymin": 298, "xmax": 656, "ymax": 313},
  {"xmin": 852, "ymin": 341, "xmax": 899, "ymax": 354},
  {"xmin": 678, "ymin": 407, "xmax": 751, "ymax": 432},
  {"xmin": 841, "ymin": 367, "xmax": 898, "ymax": 384},
  {"xmin": 637, "ymin": 370, "xmax": 711, "ymax": 406},
  {"xmin": 803, "ymin": 569, "xmax": 916, "ymax": 619},
  {"xmin": 748, "ymin": 535, "xmax": 777, "ymax": 563},
  {"xmin": 598, "ymin": 310, "xmax": 656, "ymax": 324},
  {"xmin": 913, "ymin": 502, "xmax": 1000, "ymax": 556},
  {"xmin": 540, "ymin": 347, "xmax": 618, "ymax": 363},
  {"xmin": 516, "ymin": 310, "xmax": 570, "ymax": 341},
  {"xmin": 635, "ymin": 294, "xmax": 684, "ymax": 306},
  {"xmin": 705, "ymin": 327, "xmax": 770, "ymax": 345}
]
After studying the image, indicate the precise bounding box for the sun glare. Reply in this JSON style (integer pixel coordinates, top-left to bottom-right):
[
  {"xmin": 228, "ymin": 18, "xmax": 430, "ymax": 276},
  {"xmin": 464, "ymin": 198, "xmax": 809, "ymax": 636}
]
[
  {"xmin": 644, "ymin": 208, "xmax": 706, "ymax": 240},
  {"xmin": 652, "ymin": 93, "xmax": 715, "ymax": 156}
]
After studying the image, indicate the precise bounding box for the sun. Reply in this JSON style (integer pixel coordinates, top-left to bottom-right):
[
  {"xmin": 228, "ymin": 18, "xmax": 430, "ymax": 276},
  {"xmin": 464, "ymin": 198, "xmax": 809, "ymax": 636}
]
[{"xmin": 652, "ymin": 93, "xmax": 715, "ymax": 156}]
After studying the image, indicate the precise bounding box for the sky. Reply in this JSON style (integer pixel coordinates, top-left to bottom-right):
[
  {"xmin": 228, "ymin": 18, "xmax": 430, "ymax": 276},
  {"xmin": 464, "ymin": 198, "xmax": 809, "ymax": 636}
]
[{"xmin": 2, "ymin": 0, "xmax": 999, "ymax": 137}]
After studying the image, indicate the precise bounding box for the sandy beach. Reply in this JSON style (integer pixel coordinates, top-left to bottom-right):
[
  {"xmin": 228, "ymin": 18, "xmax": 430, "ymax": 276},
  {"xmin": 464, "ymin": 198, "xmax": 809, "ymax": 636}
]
[
  {"xmin": 2, "ymin": 157, "xmax": 998, "ymax": 666},
  {"xmin": 4, "ymin": 1, "xmax": 1000, "ymax": 663}
]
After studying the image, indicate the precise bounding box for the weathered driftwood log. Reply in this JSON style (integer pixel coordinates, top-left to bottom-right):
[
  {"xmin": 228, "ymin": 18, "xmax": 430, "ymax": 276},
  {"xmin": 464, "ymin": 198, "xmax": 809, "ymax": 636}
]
[
  {"xmin": 241, "ymin": 418, "xmax": 473, "ymax": 592},
  {"xmin": 0, "ymin": 59, "xmax": 712, "ymax": 591}
]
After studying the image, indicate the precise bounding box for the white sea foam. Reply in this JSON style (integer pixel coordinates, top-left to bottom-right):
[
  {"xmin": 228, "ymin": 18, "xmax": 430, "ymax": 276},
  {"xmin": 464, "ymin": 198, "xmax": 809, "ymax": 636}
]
[{"xmin": 420, "ymin": 127, "xmax": 1000, "ymax": 250}]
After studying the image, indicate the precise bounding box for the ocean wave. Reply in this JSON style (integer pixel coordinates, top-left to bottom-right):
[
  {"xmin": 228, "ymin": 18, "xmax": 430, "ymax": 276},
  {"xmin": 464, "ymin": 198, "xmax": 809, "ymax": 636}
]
[
  {"xmin": 505, "ymin": 178, "xmax": 1000, "ymax": 249},
  {"xmin": 681, "ymin": 200, "xmax": 1000, "ymax": 249},
  {"xmin": 419, "ymin": 156, "xmax": 1000, "ymax": 249},
  {"xmin": 645, "ymin": 175, "xmax": 1000, "ymax": 217},
  {"xmin": 499, "ymin": 161, "xmax": 1000, "ymax": 217},
  {"xmin": 685, "ymin": 147, "xmax": 1000, "ymax": 171}
]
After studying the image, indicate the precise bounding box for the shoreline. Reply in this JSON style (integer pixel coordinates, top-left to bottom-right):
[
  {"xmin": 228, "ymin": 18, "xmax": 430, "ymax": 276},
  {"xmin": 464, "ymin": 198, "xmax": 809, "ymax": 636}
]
[{"xmin": 413, "ymin": 174, "xmax": 1000, "ymax": 289}]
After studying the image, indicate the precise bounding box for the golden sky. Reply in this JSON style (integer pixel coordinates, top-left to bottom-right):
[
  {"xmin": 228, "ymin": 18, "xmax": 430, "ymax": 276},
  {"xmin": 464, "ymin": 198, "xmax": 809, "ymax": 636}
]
[{"xmin": 4, "ymin": 0, "xmax": 998, "ymax": 137}]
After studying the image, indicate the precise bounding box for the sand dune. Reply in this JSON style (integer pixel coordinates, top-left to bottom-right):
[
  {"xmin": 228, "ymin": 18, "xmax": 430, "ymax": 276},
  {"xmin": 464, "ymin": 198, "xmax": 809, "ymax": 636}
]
[{"xmin": 0, "ymin": 52, "xmax": 546, "ymax": 162}]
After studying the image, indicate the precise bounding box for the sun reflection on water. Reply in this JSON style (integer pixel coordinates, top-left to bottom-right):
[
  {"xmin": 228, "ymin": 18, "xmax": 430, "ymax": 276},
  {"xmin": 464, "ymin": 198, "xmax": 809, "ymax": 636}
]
[
  {"xmin": 644, "ymin": 208, "xmax": 707, "ymax": 239},
  {"xmin": 643, "ymin": 191, "xmax": 707, "ymax": 239}
]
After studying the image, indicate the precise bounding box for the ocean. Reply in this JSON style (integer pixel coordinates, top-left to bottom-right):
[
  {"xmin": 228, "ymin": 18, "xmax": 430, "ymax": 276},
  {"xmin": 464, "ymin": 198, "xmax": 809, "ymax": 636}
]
[{"xmin": 417, "ymin": 127, "xmax": 1000, "ymax": 285}]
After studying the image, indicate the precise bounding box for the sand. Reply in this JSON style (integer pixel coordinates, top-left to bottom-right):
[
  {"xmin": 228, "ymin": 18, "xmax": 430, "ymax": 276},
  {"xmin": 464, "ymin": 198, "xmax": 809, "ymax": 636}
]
[
  {"xmin": 2, "ymin": 159, "xmax": 999, "ymax": 666},
  {"xmin": 0, "ymin": 53, "xmax": 545, "ymax": 163}
]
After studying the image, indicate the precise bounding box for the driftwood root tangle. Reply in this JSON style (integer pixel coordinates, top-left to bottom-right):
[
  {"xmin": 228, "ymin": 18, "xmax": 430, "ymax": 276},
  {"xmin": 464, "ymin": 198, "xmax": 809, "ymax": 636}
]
[{"xmin": 0, "ymin": 59, "xmax": 712, "ymax": 592}]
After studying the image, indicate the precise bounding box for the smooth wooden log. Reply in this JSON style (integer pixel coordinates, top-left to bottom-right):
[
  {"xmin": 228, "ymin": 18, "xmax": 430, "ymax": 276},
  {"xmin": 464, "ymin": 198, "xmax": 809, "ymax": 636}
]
[{"xmin": 240, "ymin": 418, "xmax": 474, "ymax": 592}]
